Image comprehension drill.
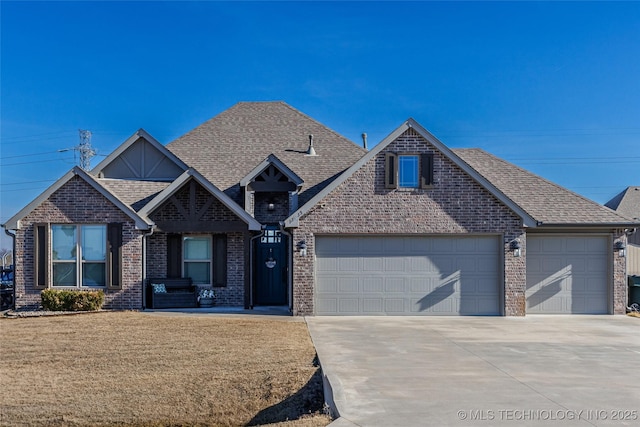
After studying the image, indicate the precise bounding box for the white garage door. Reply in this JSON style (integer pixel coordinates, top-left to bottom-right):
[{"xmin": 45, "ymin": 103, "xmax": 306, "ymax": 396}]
[
  {"xmin": 526, "ymin": 235, "xmax": 610, "ymax": 314},
  {"xmin": 315, "ymin": 235, "xmax": 501, "ymax": 315}
]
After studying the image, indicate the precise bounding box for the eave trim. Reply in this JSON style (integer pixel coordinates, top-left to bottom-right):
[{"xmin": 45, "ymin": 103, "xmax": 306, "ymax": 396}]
[{"xmin": 138, "ymin": 168, "xmax": 262, "ymax": 231}]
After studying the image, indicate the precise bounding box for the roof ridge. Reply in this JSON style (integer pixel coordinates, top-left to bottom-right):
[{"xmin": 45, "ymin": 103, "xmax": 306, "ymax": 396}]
[{"xmin": 271, "ymin": 102, "xmax": 367, "ymax": 152}]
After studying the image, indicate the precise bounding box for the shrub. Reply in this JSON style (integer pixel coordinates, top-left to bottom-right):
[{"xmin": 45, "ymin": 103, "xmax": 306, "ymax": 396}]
[{"xmin": 41, "ymin": 289, "xmax": 105, "ymax": 311}]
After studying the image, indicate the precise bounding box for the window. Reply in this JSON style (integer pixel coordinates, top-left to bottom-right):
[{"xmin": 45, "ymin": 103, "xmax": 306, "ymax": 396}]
[
  {"xmin": 183, "ymin": 236, "xmax": 211, "ymax": 285},
  {"xmin": 51, "ymin": 224, "xmax": 107, "ymax": 287},
  {"xmin": 176, "ymin": 234, "xmax": 227, "ymax": 286},
  {"xmin": 398, "ymin": 155, "xmax": 419, "ymax": 188},
  {"xmin": 385, "ymin": 152, "xmax": 434, "ymax": 189}
]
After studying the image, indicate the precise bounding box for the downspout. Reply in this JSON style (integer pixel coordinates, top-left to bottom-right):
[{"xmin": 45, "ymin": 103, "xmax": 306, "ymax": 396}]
[
  {"xmin": 141, "ymin": 225, "xmax": 156, "ymax": 310},
  {"xmin": 278, "ymin": 221, "xmax": 293, "ymax": 314},
  {"xmin": 249, "ymin": 227, "xmax": 266, "ymax": 309},
  {"xmin": 4, "ymin": 227, "xmax": 16, "ymax": 310}
]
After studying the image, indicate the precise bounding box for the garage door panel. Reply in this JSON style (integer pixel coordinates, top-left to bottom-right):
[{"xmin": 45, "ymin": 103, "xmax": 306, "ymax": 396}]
[
  {"xmin": 364, "ymin": 298, "xmax": 383, "ymax": 313},
  {"xmin": 316, "ymin": 235, "xmax": 500, "ymax": 315},
  {"xmin": 385, "ymin": 299, "xmax": 406, "ymax": 312},
  {"xmin": 409, "ymin": 238, "xmax": 432, "ymax": 252},
  {"xmin": 588, "ymin": 258, "xmax": 607, "ymax": 273},
  {"xmin": 318, "ymin": 277, "xmax": 338, "ymax": 293},
  {"xmin": 363, "ymin": 278, "xmax": 383, "ymax": 292},
  {"xmin": 339, "ymin": 298, "xmax": 359, "ymax": 313},
  {"xmin": 385, "ymin": 277, "xmax": 405, "ymax": 293},
  {"xmin": 363, "ymin": 257, "xmax": 384, "ymax": 271},
  {"xmin": 338, "ymin": 278, "xmax": 359, "ymax": 293},
  {"xmin": 526, "ymin": 235, "xmax": 609, "ymax": 314},
  {"xmin": 432, "ymin": 239, "xmax": 455, "ymax": 253},
  {"xmin": 385, "ymin": 257, "xmax": 406, "ymax": 271},
  {"xmin": 338, "ymin": 257, "xmax": 359, "ymax": 271}
]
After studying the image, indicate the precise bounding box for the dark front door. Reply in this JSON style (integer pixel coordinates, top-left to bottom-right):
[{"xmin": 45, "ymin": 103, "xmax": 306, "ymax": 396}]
[{"xmin": 255, "ymin": 226, "xmax": 288, "ymax": 305}]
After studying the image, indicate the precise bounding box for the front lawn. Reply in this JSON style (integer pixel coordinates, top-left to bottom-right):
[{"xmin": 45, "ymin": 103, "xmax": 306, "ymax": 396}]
[{"xmin": 0, "ymin": 311, "xmax": 330, "ymax": 427}]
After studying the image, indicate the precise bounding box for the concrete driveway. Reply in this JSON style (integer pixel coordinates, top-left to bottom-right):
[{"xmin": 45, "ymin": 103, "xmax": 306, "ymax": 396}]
[{"xmin": 306, "ymin": 316, "xmax": 640, "ymax": 427}]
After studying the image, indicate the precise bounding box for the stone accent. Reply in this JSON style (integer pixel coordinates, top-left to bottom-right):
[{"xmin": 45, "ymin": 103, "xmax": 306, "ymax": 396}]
[
  {"xmin": 613, "ymin": 230, "xmax": 628, "ymax": 314},
  {"xmin": 293, "ymin": 128, "xmax": 526, "ymax": 316},
  {"xmin": 13, "ymin": 176, "xmax": 143, "ymax": 310}
]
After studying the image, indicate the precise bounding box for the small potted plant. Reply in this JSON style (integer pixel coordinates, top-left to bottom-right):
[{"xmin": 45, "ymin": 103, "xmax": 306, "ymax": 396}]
[{"xmin": 198, "ymin": 288, "xmax": 215, "ymax": 308}]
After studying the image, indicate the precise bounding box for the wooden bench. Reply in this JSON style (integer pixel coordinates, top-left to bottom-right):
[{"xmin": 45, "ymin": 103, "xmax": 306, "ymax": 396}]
[{"xmin": 146, "ymin": 278, "xmax": 198, "ymax": 309}]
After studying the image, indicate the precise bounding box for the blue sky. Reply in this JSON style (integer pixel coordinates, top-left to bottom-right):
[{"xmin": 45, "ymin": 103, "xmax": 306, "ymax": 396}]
[{"xmin": 1, "ymin": 1, "xmax": 639, "ymax": 250}]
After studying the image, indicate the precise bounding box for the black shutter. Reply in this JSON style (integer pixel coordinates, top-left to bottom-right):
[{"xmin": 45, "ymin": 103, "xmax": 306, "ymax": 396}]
[
  {"xmin": 167, "ymin": 233, "xmax": 182, "ymax": 278},
  {"xmin": 420, "ymin": 153, "xmax": 434, "ymax": 188},
  {"xmin": 34, "ymin": 223, "xmax": 48, "ymax": 290},
  {"xmin": 213, "ymin": 234, "xmax": 227, "ymax": 287},
  {"xmin": 385, "ymin": 152, "xmax": 398, "ymax": 189},
  {"xmin": 107, "ymin": 223, "xmax": 123, "ymax": 290}
]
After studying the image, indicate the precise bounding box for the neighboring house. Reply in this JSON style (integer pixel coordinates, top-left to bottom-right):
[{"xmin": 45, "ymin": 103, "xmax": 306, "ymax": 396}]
[
  {"xmin": 606, "ymin": 187, "xmax": 640, "ymax": 275},
  {"xmin": 3, "ymin": 102, "xmax": 637, "ymax": 315}
]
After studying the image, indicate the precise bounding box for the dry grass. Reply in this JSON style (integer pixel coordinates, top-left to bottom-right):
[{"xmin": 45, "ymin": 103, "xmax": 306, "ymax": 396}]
[
  {"xmin": 0, "ymin": 312, "xmax": 331, "ymax": 427},
  {"xmin": 628, "ymin": 311, "xmax": 640, "ymax": 318}
]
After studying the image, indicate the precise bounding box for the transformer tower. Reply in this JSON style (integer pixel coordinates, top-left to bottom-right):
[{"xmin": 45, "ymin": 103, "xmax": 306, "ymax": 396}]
[{"xmin": 77, "ymin": 129, "xmax": 96, "ymax": 170}]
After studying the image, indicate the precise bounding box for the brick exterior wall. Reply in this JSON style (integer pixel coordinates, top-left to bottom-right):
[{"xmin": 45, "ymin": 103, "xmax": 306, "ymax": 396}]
[
  {"xmin": 146, "ymin": 231, "xmax": 245, "ymax": 307},
  {"xmin": 254, "ymin": 192, "xmax": 289, "ymax": 224},
  {"xmin": 146, "ymin": 180, "xmax": 247, "ymax": 308},
  {"xmin": 13, "ymin": 176, "xmax": 143, "ymax": 310},
  {"xmin": 292, "ymin": 128, "xmax": 526, "ymax": 316}
]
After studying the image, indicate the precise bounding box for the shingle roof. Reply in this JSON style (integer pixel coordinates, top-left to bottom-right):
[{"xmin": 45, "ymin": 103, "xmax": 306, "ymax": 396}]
[
  {"xmin": 99, "ymin": 179, "xmax": 171, "ymax": 212},
  {"xmin": 166, "ymin": 101, "xmax": 367, "ymax": 205},
  {"xmin": 453, "ymin": 148, "xmax": 636, "ymax": 226},
  {"xmin": 605, "ymin": 187, "xmax": 640, "ymax": 220}
]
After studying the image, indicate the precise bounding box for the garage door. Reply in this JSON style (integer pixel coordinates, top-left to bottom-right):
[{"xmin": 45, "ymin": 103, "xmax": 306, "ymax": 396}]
[
  {"xmin": 526, "ymin": 235, "xmax": 609, "ymax": 314},
  {"xmin": 315, "ymin": 235, "xmax": 501, "ymax": 315}
]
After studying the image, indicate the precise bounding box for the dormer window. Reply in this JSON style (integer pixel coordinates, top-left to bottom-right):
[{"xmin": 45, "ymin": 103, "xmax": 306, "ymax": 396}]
[
  {"xmin": 385, "ymin": 152, "xmax": 434, "ymax": 189},
  {"xmin": 398, "ymin": 155, "xmax": 419, "ymax": 188}
]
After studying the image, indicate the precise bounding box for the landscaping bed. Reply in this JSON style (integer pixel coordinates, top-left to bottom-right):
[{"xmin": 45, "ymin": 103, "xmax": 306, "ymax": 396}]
[{"xmin": 0, "ymin": 311, "xmax": 330, "ymax": 427}]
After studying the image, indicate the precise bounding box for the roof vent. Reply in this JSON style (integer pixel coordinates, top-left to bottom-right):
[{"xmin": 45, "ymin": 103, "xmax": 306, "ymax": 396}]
[
  {"xmin": 362, "ymin": 132, "xmax": 368, "ymax": 150},
  {"xmin": 306, "ymin": 134, "xmax": 317, "ymax": 156}
]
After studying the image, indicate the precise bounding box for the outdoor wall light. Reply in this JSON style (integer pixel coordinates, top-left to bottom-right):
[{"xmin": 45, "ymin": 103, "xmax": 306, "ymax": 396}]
[
  {"xmin": 615, "ymin": 241, "xmax": 626, "ymax": 257},
  {"xmin": 267, "ymin": 202, "xmax": 275, "ymax": 211},
  {"xmin": 510, "ymin": 239, "xmax": 522, "ymax": 257},
  {"xmin": 297, "ymin": 240, "xmax": 307, "ymax": 256}
]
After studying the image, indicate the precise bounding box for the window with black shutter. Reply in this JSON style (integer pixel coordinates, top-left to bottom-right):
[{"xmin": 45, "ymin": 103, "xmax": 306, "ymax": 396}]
[
  {"xmin": 107, "ymin": 223, "xmax": 123, "ymax": 290},
  {"xmin": 34, "ymin": 223, "xmax": 49, "ymax": 290}
]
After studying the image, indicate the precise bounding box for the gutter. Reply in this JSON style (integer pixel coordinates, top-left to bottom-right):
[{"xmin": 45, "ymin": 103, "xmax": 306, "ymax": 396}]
[
  {"xmin": 248, "ymin": 227, "xmax": 267, "ymax": 309},
  {"xmin": 141, "ymin": 225, "xmax": 156, "ymax": 309},
  {"xmin": 533, "ymin": 222, "xmax": 640, "ymax": 230},
  {"xmin": 3, "ymin": 227, "xmax": 16, "ymax": 310},
  {"xmin": 278, "ymin": 221, "xmax": 293, "ymax": 314}
]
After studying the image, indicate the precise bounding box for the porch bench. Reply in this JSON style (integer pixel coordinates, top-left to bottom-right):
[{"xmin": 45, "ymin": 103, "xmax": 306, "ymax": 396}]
[{"xmin": 147, "ymin": 278, "xmax": 198, "ymax": 309}]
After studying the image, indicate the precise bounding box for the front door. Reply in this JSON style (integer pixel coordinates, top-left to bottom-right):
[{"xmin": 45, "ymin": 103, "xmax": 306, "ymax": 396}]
[{"xmin": 255, "ymin": 226, "xmax": 288, "ymax": 305}]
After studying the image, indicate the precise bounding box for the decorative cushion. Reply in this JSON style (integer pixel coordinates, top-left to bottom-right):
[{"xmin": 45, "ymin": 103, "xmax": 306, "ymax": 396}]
[{"xmin": 152, "ymin": 283, "xmax": 167, "ymax": 294}]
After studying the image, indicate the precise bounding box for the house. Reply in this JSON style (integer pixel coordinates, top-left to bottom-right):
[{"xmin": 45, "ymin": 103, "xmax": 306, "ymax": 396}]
[
  {"xmin": 3, "ymin": 102, "xmax": 637, "ymax": 315},
  {"xmin": 606, "ymin": 187, "xmax": 640, "ymax": 275}
]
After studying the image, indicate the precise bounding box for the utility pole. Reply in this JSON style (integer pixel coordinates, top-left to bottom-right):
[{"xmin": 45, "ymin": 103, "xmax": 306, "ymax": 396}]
[{"xmin": 59, "ymin": 129, "xmax": 97, "ymax": 170}]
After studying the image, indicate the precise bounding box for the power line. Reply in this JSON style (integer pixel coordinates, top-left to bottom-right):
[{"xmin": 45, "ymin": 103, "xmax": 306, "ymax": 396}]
[
  {"xmin": 0, "ymin": 150, "xmax": 65, "ymax": 160},
  {"xmin": 0, "ymin": 179, "xmax": 57, "ymax": 187},
  {"xmin": 0, "ymin": 158, "xmax": 72, "ymax": 167}
]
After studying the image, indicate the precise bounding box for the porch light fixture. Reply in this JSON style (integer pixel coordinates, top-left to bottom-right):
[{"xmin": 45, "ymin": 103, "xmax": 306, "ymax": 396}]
[
  {"xmin": 297, "ymin": 240, "xmax": 307, "ymax": 257},
  {"xmin": 510, "ymin": 239, "xmax": 522, "ymax": 257},
  {"xmin": 615, "ymin": 241, "xmax": 626, "ymax": 257},
  {"xmin": 267, "ymin": 202, "xmax": 275, "ymax": 211}
]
